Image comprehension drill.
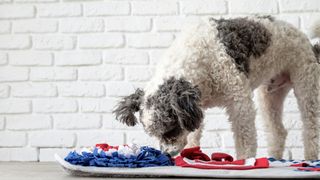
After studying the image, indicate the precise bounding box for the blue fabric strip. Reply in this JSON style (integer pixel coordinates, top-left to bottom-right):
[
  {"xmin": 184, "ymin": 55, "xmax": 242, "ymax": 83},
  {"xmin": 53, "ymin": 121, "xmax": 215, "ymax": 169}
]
[{"xmin": 64, "ymin": 146, "xmax": 174, "ymax": 168}]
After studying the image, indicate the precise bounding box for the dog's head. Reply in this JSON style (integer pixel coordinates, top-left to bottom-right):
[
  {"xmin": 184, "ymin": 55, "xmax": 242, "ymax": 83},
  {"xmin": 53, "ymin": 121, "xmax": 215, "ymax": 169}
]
[{"xmin": 113, "ymin": 77, "xmax": 203, "ymax": 155}]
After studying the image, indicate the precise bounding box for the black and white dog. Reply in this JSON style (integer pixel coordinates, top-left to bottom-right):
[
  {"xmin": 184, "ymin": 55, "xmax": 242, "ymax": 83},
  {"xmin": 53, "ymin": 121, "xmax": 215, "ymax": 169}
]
[{"xmin": 114, "ymin": 16, "xmax": 320, "ymax": 160}]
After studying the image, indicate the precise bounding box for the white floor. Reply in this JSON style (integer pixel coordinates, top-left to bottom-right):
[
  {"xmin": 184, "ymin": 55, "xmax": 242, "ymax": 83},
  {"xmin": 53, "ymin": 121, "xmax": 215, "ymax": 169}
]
[{"xmin": 0, "ymin": 162, "xmax": 236, "ymax": 180}]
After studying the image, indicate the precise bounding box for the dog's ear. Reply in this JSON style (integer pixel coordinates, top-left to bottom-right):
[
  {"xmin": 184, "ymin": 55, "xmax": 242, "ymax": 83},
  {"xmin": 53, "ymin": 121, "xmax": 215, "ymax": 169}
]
[
  {"xmin": 170, "ymin": 78, "xmax": 203, "ymax": 131},
  {"xmin": 113, "ymin": 89, "xmax": 144, "ymax": 126}
]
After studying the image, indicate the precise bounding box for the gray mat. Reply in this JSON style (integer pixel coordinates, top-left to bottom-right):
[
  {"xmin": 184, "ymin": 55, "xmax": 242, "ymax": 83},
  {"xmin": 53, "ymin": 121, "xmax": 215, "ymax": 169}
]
[{"xmin": 55, "ymin": 154, "xmax": 320, "ymax": 178}]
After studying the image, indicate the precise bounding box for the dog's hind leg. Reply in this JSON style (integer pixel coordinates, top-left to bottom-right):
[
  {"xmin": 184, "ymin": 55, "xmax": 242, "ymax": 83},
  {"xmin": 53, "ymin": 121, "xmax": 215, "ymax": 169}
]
[
  {"xmin": 258, "ymin": 83, "xmax": 291, "ymax": 159},
  {"xmin": 291, "ymin": 63, "xmax": 320, "ymax": 160}
]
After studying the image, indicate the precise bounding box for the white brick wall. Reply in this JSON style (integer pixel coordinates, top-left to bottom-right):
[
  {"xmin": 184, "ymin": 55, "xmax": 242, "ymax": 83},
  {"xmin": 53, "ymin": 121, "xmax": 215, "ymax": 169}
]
[{"xmin": 0, "ymin": 0, "xmax": 319, "ymax": 162}]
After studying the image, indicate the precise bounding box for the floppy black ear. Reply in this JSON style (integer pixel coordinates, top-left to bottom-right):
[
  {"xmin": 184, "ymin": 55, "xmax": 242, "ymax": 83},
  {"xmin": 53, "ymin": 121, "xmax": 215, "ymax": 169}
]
[
  {"xmin": 113, "ymin": 89, "xmax": 144, "ymax": 126},
  {"xmin": 170, "ymin": 78, "xmax": 203, "ymax": 131}
]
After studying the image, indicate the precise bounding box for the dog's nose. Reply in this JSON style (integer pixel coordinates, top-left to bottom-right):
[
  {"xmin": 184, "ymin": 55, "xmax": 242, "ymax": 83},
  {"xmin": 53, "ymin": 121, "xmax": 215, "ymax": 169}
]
[
  {"xmin": 168, "ymin": 150, "xmax": 179, "ymax": 156},
  {"xmin": 160, "ymin": 145, "xmax": 179, "ymax": 156}
]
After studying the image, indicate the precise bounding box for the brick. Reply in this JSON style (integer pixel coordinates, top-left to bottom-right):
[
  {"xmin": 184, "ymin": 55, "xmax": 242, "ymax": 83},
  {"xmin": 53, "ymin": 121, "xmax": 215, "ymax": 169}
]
[
  {"xmin": 37, "ymin": 4, "xmax": 82, "ymax": 17},
  {"xmin": 106, "ymin": 82, "xmax": 136, "ymax": 97},
  {"xmin": 56, "ymin": 51, "xmax": 101, "ymax": 66},
  {"xmin": 0, "ymin": 53, "xmax": 7, "ymax": 65},
  {"xmin": 1, "ymin": 69, "xmax": 22, "ymax": 85},
  {"xmin": 0, "ymin": 116, "xmax": 4, "ymax": 130},
  {"xmin": 256, "ymin": 148, "xmax": 268, "ymax": 157},
  {"xmin": 0, "ymin": 5, "xmax": 34, "ymax": 19},
  {"xmin": 104, "ymin": 50, "xmax": 149, "ymax": 65},
  {"xmin": 286, "ymin": 130, "xmax": 304, "ymax": 147},
  {"xmin": 229, "ymin": 0, "xmax": 278, "ymax": 14},
  {"xmin": 154, "ymin": 17, "xmax": 185, "ymax": 32},
  {"xmin": 29, "ymin": 131, "xmax": 75, "ymax": 147},
  {"xmin": 0, "ymin": 21, "xmax": 11, "ymax": 34},
  {"xmin": 154, "ymin": 17, "xmax": 201, "ymax": 32},
  {"xmin": 203, "ymin": 114, "xmax": 231, "ymax": 131},
  {"xmin": 131, "ymin": 82, "xmax": 146, "ymax": 90},
  {"xmin": 16, "ymin": 0, "xmax": 57, "ymax": 2},
  {"xmin": 257, "ymin": 131, "xmax": 267, "ymax": 147},
  {"xmin": 60, "ymin": 19, "xmax": 104, "ymax": 33},
  {"xmin": 30, "ymin": 68, "xmax": 77, "ymax": 81},
  {"xmin": 0, "ymin": 132, "xmax": 26, "ymax": 147},
  {"xmin": 106, "ymin": 17, "xmax": 151, "ymax": 32},
  {"xmin": 223, "ymin": 130, "xmax": 269, "ymax": 148},
  {"xmin": 78, "ymin": 66, "xmax": 123, "ymax": 81},
  {"xmin": 39, "ymin": 148, "xmax": 71, "ymax": 162},
  {"xmin": 81, "ymin": 98, "xmax": 118, "ymax": 113},
  {"xmin": 149, "ymin": 50, "xmax": 165, "ymax": 65},
  {"xmin": 33, "ymin": 35, "xmax": 75, "ymax": 50},
  {"xmin": 10, "ymin": 52, "xmax": 53, "ymax": 66},
  {"xmin": 79, "ymin": 34, "xmax": 124, "ymax": 49},
  {"xmin": 6, "ymin": 115, "xmax": 51, "ymax": 130},
  {"xmin": 34, "ymin": 99, "xmax": 77, "ymax": 113},
  {"xmin": 63, "ymin": 0, "xmax": 100, "ymax": 1},
  {"xmin": 276, "ymin": 15, "xmax": 300, "ymax": 29},
  {"xmin": 0, "ymin": 85, "xmax": 9, "ymax": 98},
  {"xmin": 127, "ymin": 33, "xmax": 174, "ymax": 48},
  {"xmin": 85, "ymin": 2, "xmax": 130, "ymax": 16},
  {"xmin": 200, "ymin": 132, "xmax": 222, "ymax": 148},
  {"xmin": 301, "ymin": 14, "xmax": 320, "ymax": 36},
  {"xmin": 283, "ymin": 113, "xmax": 302, "ymax": 130},
  {"xmin": 126, "ymin": 66, "xmax": 154, "ymax": 82},
  {"xmin": 13, "ymin": 20, "xmax": 57, "ymax": 33},
  {"xmin": 287, "ymin": 148, "xmax": 305, "ymax": 160},
  {"xmin": 279, "ymin": 0, "xmax": 320, "ymax": 12},
  {"xmin": 58, "ymin": 82, "xmax": 104, "ymax": 97},
  {"xmin": 283, "ymin": 97, "xmax": 299, "ymax": 113},
  {"xmin": 0, "ymin": 100, "xmax": 31, "ymax": 114},
  {"xmin": 126, "ymin": 131, "xmax": 159, "ymax": 147},
  {"xmin": 255, "ymin": 115, "xmax": 265, "ymax": 130},
  {"xmin": 0, "ymin": 35, "xmax": 30, "ymax": 49},
  {"xmin": 0, "ymin": 148, "xmax": 38, "ymax": 161},
  {"xmin": 222, "ymin": 131, "xmax": 234, "ymax": 148},
  {"xmin": 287, "ymin": 89, "xmax": 295, "ymax": 98},
  {"xmin": 103, "ymin": 113, "xmax": 143, "ymax": 130},
  {"xmin": 11, "ymin": 83, "xmax": 57, "ymax": 97},
  {"xmin": 53, "ymin": 114, "xmax": 101, "ymax": 129},
  {"xmin": 181, "ymin": 0, "xmax": 227, "ymax": 15},
  {"xmin": 77, "ymin": 131, "xmax": 124, "ymax": 147},
  {"xmin": 132, "ymin": 1, "xmax": 178, "ymax": 15}
]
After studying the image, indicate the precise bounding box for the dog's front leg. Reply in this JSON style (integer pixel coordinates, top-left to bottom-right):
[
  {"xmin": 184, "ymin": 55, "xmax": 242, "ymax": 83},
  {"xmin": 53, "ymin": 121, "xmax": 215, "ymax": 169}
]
[
  {"xmin": 185, "ymin": 123, "xmax": 204, "ymax": 148},
  {"xmin": 226, "ymin": 97, "xmax": 257, "ymax": 159}
]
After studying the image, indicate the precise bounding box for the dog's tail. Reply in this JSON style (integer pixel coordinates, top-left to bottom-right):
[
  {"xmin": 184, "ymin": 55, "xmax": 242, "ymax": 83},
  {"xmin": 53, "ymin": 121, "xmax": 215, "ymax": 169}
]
[
  {"xmin": 312, "ymin": 42, "xmax": 320, "ymax": 64},
  {"xmin": 313, "ymin": 43, "xmax": 320, "ymax": 62},
  {"xmin": 310, "ymin": 20, "xmax": 320, "ymax": 63}
]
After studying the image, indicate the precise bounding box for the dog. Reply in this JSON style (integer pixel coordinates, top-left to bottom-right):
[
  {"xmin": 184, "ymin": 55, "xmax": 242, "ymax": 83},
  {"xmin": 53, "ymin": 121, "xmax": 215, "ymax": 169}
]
[{"xmin": 113, "ymin": 16, "xmax": 320, "ymax": 160}]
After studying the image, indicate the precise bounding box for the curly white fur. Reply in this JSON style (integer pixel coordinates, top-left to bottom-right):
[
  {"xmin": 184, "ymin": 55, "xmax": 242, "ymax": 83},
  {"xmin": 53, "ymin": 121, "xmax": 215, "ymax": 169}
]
[{"xmin": 139, "ymin": 16, "xmax": 320, "ymax": 160}]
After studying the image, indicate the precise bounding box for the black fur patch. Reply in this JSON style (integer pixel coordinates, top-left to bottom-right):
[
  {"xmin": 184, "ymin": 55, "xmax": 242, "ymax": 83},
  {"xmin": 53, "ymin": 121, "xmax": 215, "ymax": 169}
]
[
  {"xmin": 214, "ymin": 17, "xmax": 272, "ymax": 75},
  {"xmin": 146, "ymin": 77, "xmax": 203, "ymax": 142},
  {"xmin": 313, "ymin": 43, "xmax": 320, "ymax": 63},
  {"xmin": 113, "ymin": 89, "xmax": 144, "ymax": 126}
]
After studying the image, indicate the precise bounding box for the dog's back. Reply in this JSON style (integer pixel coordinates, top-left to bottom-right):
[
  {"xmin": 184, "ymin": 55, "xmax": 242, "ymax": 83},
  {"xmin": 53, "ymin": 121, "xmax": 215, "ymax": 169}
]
[{"xmin": 242, "ymin": 17, "xmax": 318, "ymax": 89}]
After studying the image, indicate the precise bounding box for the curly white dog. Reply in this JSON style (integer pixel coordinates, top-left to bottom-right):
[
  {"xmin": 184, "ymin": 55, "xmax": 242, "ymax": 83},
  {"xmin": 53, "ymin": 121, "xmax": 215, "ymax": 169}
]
[{"xmin": 114, "ymin": 16, "xmax": 320, "ymax": 160}]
